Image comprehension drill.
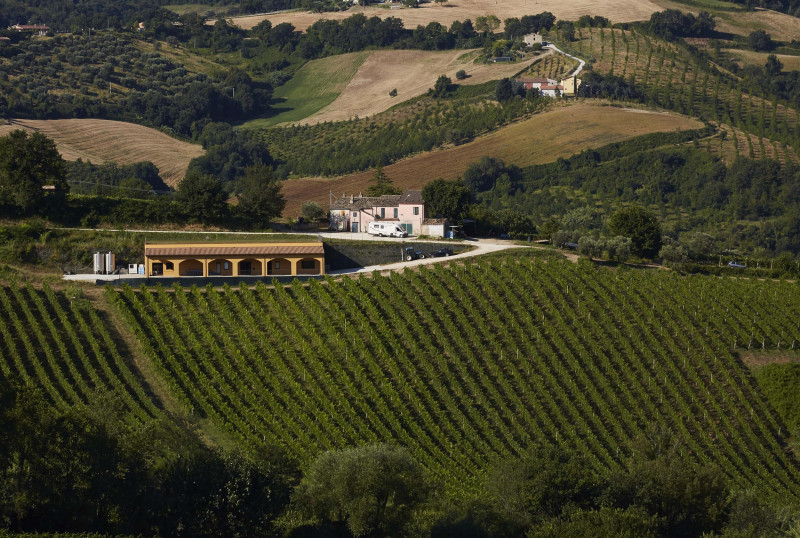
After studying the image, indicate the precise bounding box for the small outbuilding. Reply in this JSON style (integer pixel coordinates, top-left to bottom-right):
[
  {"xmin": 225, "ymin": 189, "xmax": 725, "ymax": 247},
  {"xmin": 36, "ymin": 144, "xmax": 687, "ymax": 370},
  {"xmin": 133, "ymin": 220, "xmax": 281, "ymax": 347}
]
[
  {"xmin": 143, "ymin": 241, "xmax": 325, "ymax": 277},
  {"xmin": 422, "ymin": 218, "xmax": 448, "ymax": 239}
]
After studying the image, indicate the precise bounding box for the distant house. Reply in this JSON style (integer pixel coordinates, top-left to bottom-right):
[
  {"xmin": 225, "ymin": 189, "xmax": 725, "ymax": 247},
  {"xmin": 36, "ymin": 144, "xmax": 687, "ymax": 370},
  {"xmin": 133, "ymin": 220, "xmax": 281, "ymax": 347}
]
[
  {"xmin": 560, "ymin": 74, "xmax": 582, "ymax": 96},
  {"xmin": 492, "ymin": 56, "xmax": 513, "ymax": 63},
  {"xmin": 516, "ymin": 75, "xmax": 580, "ymax": 97},
  {"xmin": 518, "ymin": 76, "xmax": 557, "ymax": 90},
  {"xmin": 137, "ymin": 22, "xmax": 146, "ymax": 32},
  {"xmin": 523, "ymin": 33, "xmax": 544, "ymax": 46},
  {"xmin": 330, "ymin": 190, "xmax": 428, "ymax": 236},
  {"xmin": 11, "ymin": 24, "xmax": 49, "ymax": 36},
  {"xmin": 0, "ymin": 37, "xmax": 10, "ymax": 45},
  {"xmin": 540, "ymin": 83, "xmax": 564, "ymax": 97}
]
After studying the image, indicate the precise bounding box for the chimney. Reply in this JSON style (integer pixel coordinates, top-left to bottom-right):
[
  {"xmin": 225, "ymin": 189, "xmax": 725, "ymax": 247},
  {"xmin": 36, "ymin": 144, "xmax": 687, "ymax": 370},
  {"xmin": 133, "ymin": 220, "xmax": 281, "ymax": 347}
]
[{"xmin": 350, "ymin": 194, "xmax": 353, "ymax": 203}]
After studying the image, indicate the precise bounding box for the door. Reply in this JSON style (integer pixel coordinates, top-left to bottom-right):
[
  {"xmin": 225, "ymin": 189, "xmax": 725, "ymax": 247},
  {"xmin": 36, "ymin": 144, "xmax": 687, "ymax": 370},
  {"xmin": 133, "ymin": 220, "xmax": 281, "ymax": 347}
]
[
  {"xmin": 352, "ymin": 222, "xmax": 358, "ymax": 233},
  {"xmin": 240, "ymin": 261, "xmax": 252, "ymax": 275},
  {"xmin": 402, "ymin": 223, "xmax": 412, "ymax": 235},
  {"xmin": 152, "ymin": 263, "xmax": 163, "ymax": 276}
]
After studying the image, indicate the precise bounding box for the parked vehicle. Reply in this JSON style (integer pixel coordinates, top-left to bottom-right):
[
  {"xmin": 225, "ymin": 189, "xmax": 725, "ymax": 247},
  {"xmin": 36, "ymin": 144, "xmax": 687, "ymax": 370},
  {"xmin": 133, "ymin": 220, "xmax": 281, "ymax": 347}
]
[
  {"xmin": 428, "ymin": 248, "xmax": 453, "ymax": 258},
  {"xmin": 368, "ymin": 221, "xmax": 408, "ymax": 238},
  {"xmin": 728, "ymin": 261, "xmax": 746, "ymax": 268},
  {"xmin": 405, "ymin": 247, "xmax": 425, "ymax": 261}
]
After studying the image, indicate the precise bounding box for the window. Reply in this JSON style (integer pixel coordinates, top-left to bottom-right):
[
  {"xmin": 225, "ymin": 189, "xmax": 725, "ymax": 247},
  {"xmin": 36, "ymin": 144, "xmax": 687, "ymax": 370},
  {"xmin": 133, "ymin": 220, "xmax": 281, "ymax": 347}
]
[
  {"xmin": 301, "ymin": 260, "xmax": 316, "ymax": 270},
  {"xmin": 165, "ymin": 262, "xmax": 174, "ymax": 270},
  {"xmin": 224, "ymin": 261, "xmax": 229, "ymax": 270},
  {"xmin": 353, "ymin": 211, "xmax": 357, "ymax": 218},
  {"xmin": 413, "ymin": 207, "xmax": 419, "ymax": 216},
  {"xmin": 275, "ymin": 261, "xmax": 280, "ymax": 269},
  {"xmin": 393, "ymin": 208, "xmax": 398, "ymax": 218},
  {"xmin": 380, "ymin": 208, "xmax": 385, "ymax": 218}
]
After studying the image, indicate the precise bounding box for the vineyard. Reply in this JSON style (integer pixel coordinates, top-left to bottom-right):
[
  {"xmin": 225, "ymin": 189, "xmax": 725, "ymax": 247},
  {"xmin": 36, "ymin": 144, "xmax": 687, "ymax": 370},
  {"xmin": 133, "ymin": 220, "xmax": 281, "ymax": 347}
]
[
  {"xmin": 570, "ymin": 26, "xmax": 800, "ymax": 164},
  {"xmin": 0, "ymin": 284, "xmax": 161, "ymax": 423},
  {"xmin": 109, "ymin": 256, "xmax": 800, "ymax": 498}
]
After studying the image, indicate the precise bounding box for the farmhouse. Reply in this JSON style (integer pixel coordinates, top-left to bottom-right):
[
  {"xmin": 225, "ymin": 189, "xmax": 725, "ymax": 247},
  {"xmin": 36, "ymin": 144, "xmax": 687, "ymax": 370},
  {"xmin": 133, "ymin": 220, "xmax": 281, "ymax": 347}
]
[
  {"xmin": 523, "ymin": 33, "xmax": 544, "ymax": 46},
  {"xmin": 516, "ymin": 75, "xmax": 581, "ymax": 97},
  {"xmin": 330, "ymin": 190, "xmax": 429, "ymax": 236},
  {"xmin": 143, "ymin": 241, "xmax": 325, "ymax": 277},
  {"xmin": 11, "ymin": 24, "xmax": 50, "ymax": 35}
]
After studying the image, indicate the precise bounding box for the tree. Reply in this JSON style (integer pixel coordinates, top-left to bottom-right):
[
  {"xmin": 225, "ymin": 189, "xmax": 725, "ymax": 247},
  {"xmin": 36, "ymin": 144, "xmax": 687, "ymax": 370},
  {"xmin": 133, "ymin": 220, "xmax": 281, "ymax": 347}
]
[
  {"xmin": 430, "ymin": 75, "xmax": 453, "ymax": 98},
  {"xmin": 365, "ymin": 165, "xmax": 402, "ymax": 196},
  {"xmin": 434, "ymin": 0, "xmax": 448, "ymax": 3},
  {"xmin": 455, "ymin": 69, "xmax": 467, "ymax": 80},
  {"xmin": 422, "ymin": 178, "xmax": 473, "ymax": 222},
  {"xmin": 607, "ymin": 206, "xmax": 662, "ymax": 258},
  {"xmin": 659, "ymin": 237, "xmax": 688, "ymax": 265},
  {"xmin": 462, "ymin": 156, "xmax": 515, "ymax": 193},
  {"xmin": 237, "ymin": 163, "xmax": 285, "ymax": 228},
  {"xmin": 0, "ymin": 130, "xmax": 67, "ymax": 215},
  {"xmin": 176, "ymin": 170, "xmax": 228, "ymax": 223},
  {"xmin": 749, "ymin": 29, "xmax": 774, "ymax": 51},
  {"xmin": 402, "ymin": 0, "xmax": 419, "ymax": 7},
  {"xmin": 495, "ymin": 78, "xmax": 514, "ymax": 102},
  {"xmin": 765, "ymin": 54, "xmax": 783, "ymax": 77},
  {"xmin": 295, "ymin": 444, "xmax": 430, "ymax": 537},
  {"xmin": 602, "ymin": 425, "xmax": 730, "ymax": 537},
  {"xmin": 301, "ymin": 201, "xmax": 326, "ymax": 221},
  {"xmin": 486, "ymin": 443, "xmax": 600, "ymax": 525}
]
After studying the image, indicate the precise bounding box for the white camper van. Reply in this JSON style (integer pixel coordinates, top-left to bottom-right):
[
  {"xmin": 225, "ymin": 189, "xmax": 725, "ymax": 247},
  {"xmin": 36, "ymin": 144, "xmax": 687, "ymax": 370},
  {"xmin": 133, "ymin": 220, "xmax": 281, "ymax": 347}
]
[{"xmin": 368, "ymin": 221, "xmax": 408, "ymax": 238}]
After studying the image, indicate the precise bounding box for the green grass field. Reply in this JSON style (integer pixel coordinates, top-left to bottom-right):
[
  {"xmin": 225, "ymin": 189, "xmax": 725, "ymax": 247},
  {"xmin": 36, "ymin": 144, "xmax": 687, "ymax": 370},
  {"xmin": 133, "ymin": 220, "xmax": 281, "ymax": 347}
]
[{"xmin": 240, "ymin": 52, "xmax": 370, "ymax": 129}]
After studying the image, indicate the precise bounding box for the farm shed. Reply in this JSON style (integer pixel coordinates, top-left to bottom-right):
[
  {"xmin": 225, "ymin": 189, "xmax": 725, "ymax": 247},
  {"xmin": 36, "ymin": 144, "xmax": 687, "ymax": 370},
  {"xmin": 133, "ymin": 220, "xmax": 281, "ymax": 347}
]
[
  {"xmin": 144, "ymin": 241, "xmax": 325, "ymax": 277},
  {"xmin": 422, "ymin": 218, "xmax": 448, "ymax": 239}
]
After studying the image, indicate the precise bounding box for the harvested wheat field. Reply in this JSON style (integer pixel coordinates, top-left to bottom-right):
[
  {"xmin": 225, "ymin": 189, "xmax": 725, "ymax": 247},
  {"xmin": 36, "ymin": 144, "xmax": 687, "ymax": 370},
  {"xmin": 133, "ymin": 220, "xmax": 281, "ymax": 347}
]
[
  {"xmin": 221, "ymin": 0, "xmax": 661, "ymax": 32},
  {"xmin": 280, "ymin": 103, "xmax": 702, "ymax": 216},
  {"xmin": 301, "ymin": 48, "xmax": 551, "ymax": 125},
  {"xmin": 723, "ymin": 49, "xmax": 800, "ymax": 71},
  {"xmin": 0, "ymin": 119, "xmax": 204, "ymax": 187}
]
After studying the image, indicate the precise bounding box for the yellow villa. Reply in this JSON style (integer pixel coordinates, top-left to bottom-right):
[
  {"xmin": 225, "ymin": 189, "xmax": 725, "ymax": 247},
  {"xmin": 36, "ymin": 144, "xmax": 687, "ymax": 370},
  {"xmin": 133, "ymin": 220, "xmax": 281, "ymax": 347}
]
[{"xmin": 143, "ymin": 241, "xmax": 325, "ymax": 277}]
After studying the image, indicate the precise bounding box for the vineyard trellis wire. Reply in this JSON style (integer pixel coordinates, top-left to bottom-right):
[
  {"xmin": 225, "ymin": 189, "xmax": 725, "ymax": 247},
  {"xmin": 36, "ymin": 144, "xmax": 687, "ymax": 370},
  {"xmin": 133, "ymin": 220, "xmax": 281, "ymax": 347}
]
[{"xmin": 109, "ymin": 258, "xmax": 800, "ymax": 498}]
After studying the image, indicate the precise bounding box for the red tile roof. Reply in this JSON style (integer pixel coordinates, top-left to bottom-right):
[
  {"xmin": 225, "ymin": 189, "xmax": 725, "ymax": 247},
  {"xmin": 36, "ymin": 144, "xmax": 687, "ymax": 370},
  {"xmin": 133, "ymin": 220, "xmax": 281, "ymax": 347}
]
[{"xmin": 145, "ymin": 245, "xmax": 325, "ymax": 257}]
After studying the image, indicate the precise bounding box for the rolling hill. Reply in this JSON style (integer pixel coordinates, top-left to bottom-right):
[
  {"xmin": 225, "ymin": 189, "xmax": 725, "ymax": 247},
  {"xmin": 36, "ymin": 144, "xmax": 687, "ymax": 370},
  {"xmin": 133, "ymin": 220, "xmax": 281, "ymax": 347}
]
[
  {"xmin": 0, "ymin": 119, "xmax": 205, "ymax": 187},
  {"xmin": 218, "ymin": 0, "xmax": 662, "ymax": 32},
  {"xmin": 8, "ymin": 255, "xmax": 797, "ymax": 499},
  {"xmin": 280, "ymin": 103, "xmax": 703, "ymax": 216}
]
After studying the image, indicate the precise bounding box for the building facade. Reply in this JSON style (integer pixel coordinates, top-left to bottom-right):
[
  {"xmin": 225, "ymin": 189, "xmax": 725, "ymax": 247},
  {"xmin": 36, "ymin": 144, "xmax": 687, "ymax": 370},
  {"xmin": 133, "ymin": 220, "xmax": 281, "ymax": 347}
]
[
  {"xmin": 143, "ymin": 242, "xmax": 325, "ymax": 277},
  {"xmin": 330, "ymin": 190, "xmax": 427, "ymax": 236}
]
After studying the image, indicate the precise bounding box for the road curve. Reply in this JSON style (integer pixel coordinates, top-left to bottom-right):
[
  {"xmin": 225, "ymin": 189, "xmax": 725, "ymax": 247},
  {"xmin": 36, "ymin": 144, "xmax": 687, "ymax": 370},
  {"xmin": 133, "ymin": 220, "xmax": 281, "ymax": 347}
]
[{"xmin": 545, "ymin": 42, "xmax": 586, "ymax": 78}]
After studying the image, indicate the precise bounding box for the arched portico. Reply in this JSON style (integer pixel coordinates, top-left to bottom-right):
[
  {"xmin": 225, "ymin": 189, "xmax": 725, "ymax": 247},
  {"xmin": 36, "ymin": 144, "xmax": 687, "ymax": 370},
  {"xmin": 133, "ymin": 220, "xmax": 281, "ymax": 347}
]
[
  {"xmin": 178, "ymin": 259, "xmax": 204, "ymax": 276},
  {"xmin": 209, "ymin": 258, "xmax": 233, "ymax": 276},
  {"xmin": 238, "ymin": 258, "xmax": 263, "ymax": 276},
  {"xmin": 296, "ymin": 258, "xmax": 322, "ymax": 275},
  {"xmin": 267, "ymin": 258, "xmax": 291, "ymax": 276}
]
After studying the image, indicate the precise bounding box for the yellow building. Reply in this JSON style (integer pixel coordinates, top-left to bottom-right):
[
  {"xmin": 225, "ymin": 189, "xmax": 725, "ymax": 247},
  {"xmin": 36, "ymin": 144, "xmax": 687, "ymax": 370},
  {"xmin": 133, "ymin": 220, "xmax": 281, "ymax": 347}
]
[{"xmin": 143, "ymin": 241, "xmax": 325, "ymax": 277}]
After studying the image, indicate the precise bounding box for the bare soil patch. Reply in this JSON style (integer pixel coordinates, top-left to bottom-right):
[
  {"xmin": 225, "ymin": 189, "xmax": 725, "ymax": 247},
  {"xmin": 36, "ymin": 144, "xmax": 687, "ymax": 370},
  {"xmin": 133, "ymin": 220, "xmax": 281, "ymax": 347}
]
[
  {"xmin": 738, "ymin": 351, "xmax": 800, "ymax": 368},
  {"xmin": 280, "ymin": 103, "xmax": 702, "ymax": 216},
  {"xmin": 301, "ymin": 49, "xmax": 549, "ymax": 125},
  {"xmin": 0, "ymin": 119, "xmax": 204, "ymax": 187},
  {"xmin": 221, "ymin": 0, "xmax": 661, "ymax": 32}
]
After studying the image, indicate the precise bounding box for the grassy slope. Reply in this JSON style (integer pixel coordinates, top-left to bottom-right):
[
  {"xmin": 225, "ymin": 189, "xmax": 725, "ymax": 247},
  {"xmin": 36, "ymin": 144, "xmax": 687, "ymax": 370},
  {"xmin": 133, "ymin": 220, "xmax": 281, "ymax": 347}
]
[
  {"xmin": 280, "ymin": 103, "xmax": 703, "ymax": 216},
  {"xmin": 242, "ymin": 52, "xmax": 370, "ymax": 129},
  {"xmin": 723, "ymin": 48, "xmax": 800, "ymax": 71},
  {"xmin": 104, "ymin": 255, "xmax": 800, "ymax": 499}
]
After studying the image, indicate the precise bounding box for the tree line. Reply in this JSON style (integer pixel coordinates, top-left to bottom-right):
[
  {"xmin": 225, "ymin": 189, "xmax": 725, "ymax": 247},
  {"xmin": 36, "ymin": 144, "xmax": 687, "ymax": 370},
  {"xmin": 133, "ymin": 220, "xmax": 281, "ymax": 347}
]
[
  {"xmin": 3, "ymin": 379, "xmax": 795, "ymax": 537},
  {"xmin": 0, "ymin": 130, "xmax": 285, "ymax": 230}
]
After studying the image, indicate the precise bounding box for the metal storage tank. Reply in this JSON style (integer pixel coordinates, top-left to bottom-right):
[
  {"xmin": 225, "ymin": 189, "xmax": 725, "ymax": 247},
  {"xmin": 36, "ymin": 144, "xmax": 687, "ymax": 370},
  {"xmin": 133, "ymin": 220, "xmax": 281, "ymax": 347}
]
[
  {"xmin": 105, "ymin": 252, "xmax": 115, "ymax": 275},
  {"xmin": 93, "ymin": 252, "xmax": 105, "ymax": 274}
]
